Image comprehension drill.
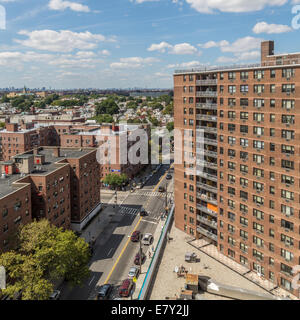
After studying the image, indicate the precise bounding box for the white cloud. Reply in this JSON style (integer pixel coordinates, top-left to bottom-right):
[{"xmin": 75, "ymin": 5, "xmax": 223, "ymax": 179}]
[
  {"xmin": 167, "ymin": 61, "xmax": 205, "ymax": 68},
  {"xmin": 198, "ymin": 40, "xmax": 229, "ymax": 48},
  {"xmin": 0, "ymin": 51, "xmax": 54, "ymax": 66},
  {"xmin": 217, "ymin": 50, "xmax": 260, "ymax": 63},
  {"xmin": 15, "ymin": 29, "xmax": 113, "ymax": 52},
  {"xmin": 253, "ymin": 21, "xmax": 292, "ymax": 34},
  {"xmin": 110, "ymin": 57, "xmax": 159, "ymax": 69},
  {"xmin": 220, "ymin": 36, "xmax": 263, "ymax": 53},
  {"xmin": 148, "ymin": 42, "xmax": 198, "ymax": 55},
  {"xmin": 100, "ymin": 49, "xmax": 111, "ymax": 56},
  {"xmin": 48, "ymin": 0, "xmax": 90, "ymax": 12},
  {"xmin": 148, "ymin": 41, "xmax": 172, "ymax": 53},
  {"xmin": 185, "ymin": 0, "xmax": 288, "ymax": 13}
]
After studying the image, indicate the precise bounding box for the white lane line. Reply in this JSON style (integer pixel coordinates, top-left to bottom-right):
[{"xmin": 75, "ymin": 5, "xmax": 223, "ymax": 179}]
[
  {"xmin": 142, "ymin": 220, "xmax": 158, "ymax": 225},
  {"xmin": 88, "ymin": 275, "xmax": 95, "ymax": 286},
  {"xmin": 107, "ymin": 248, "xmax": 114, "ymax": 257}
]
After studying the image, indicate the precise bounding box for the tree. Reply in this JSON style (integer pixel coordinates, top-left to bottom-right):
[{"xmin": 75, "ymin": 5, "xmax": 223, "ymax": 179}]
[
  {"xmin": 91, "ymin": 114, "xmax": 114, "ymax": 124},
  {"xmin": 95, "ymin": 99, "xmax": 119, "ymax": 115},
  {"xmin": 166, "ymin": 122, "xmax": 174, "ymax": 132},
  {"xmin": 149, "ymin": 116, "xmax": 159, "ymax": 127},
  {"xmin": 162, "ymin": 103, "xmax": 174, "ymax": 115},
  {"xmin": 1, "ymin": 95, "xmax": 9, "ymax": 103},
  {"xmin": 103, "ymin": 173, "xmax": 128, "ymax": 188},
  {"xmin": 0, "ymin": 220, "xmax": 91, "ymax": 300},
  {"xmin": 127, "ymin": 101, "xmax": 138, "ymax": 109},
  {"xmin": 0, "ymin": 122, "xmax": 5, "ymax": 128}
]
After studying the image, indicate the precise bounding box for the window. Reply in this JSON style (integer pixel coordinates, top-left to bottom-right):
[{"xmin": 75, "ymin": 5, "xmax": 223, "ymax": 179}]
[
  {"xmin": 228, "ymin": 124, "xmax": 236, "ymax": 132},
  {"xmin": 240, "ymin": 203, "xmax": 248, "ymax": 214},
  {"xmin": 270, "ymin": 69, "xmax": 276, "ymax": 78},
  {"xmin": 254, "ymin": 84, "xmax": 264, "ymax": 93},
  {"xmin": 282, "ymin": 115, "xmax": 295, "ymax": 124},
  {"xmin": 253, "ymin": 154, "xmax": 264, "ymax": 164},
  {"xmin": 228, "ymin": 136, "xmax": 236, "ymax": 145},
  {"xmin": 281, "ymin": 234, "xmax": 294, "ymax": 247},
  {"xmin": 189, "ymin": 75, "xmax": 194, "ymax": 81},
  {"xmin": 270, "ymin": 128, "xmax": 275, "ymax": 137},
  {"xmin": 253, "ymin": 140, "xmax": 264, "ymax": 150},
  {"xmin": 270, "ymin": 99, "xmax": 275, "ymax": 108},
  {"xmin": 281, "ymin": 130, "xmax": 294, "ymax": 140},
  {"xmin": 253, "ymin": 249, "xmax": 264, "ymax": 261},
  {"xmin": 253, "ymin": 209, "xmax": 264, "ymax": 220},
  {"xmin": 253, "ymin": 181, "xmax": 264, "ymax": 191},
  {"xmin": 253, "ymin": 195, "xmax": 264, "ymax": 205},
  {"xmin": 253, "ymin": 113, "xmax": 264, "ymax": 122},
  {"xmin": 253, "ymin": 168, "xmax": 264, "ymax": 178},
  {"xmin": 282, "ymin": 84, "xmax": 295, "ymax": 93},
  {"xmin": 228, "ymin": 111, "xmax": 236, "ymax": 119},
  {"xmin": 253, "ymin": 99, "xmax": 264, "ymax": 107},
  {"xmin": 281, "ymin": 159, "xmax": 294, "ymax": 170},
  {"xmin": 270, "ymin": 114, "xmax": 275, "ymax": 122},
  {"xmin": 240, "ymin": 216, "xmax": 248, "ymax": 226},
  {"xmin": 240, "ymin": 71, "xmax": 248, "ymax": 80},
  {"xmin": 282, "ymin": 68, "xmax": 295, "ymax": 78},
  {"xmin": 270, "ymin": 84, "xmax": 276, "ymax": 93},
  {"xmin": 253, "ymin": 126, "xmax": 264, "ymax": 136},
  {"xmin": 240, "ymin": 138, "xmax": 248, "ymax": 147},
  {"xmin": 240, "ymin": 229, "xmax": 248, "ymax": 240},
  {"xmin": 281, "ymin": 219, "xmax": 294, "ymax": 231},
  {"xmin": 253, "ymin": 222, "xmax": 264, "ymax": 233},
  {"xmin": 240, "ymin": 151, "xmax": 248, "ymax": 160},
  {"xmin": 228, "ymin": 85, "xmax": 236, "ymax": 94},
  {"xmin": 280, "ymin": 277, "xmax": 292, "ymax": 291},
  {"xmin": 281, "ymin": 249, "xmax": 293, "ymax": 262},
  {"xmin": 254, "ymin": 70, "xmax": 264, "ymax": 79},
  {"xmin": 282, "ymin": 100, "xmax": 295, "ymax": 110},
  {"xmin": 240, "ymin": 164, "xmax": 248, "ymax": 174},
  {"xmin": 281, "ymin": 145, "xmax": 294, "ymax": 155},
  {"xmin": 220, "ymin": 73, "xmax": 224, "ymax": 80},
  {"xmin": 240, "ymin": 85, "xmax": 248, "ymax": 93},
  {"xmin": 228, "ymin": 98, "xmax": 236, "ymax": 106},
  {"xmin": 281, "ymin": 175, "xmax": 294, "ymax": 185},
  {"xmin": 281, "ymin": 189, "xmax": 294, "ymax": 201},
  {"xmin": 228, "ymin": 72, "xmax": 236, "ymax": 80},
  {"xmin": 240, "ymin": 112, "xmax": 248, "ymax": 120},
  {"xmin": 240, "ymin": 98, "xmax": 248, "ymax": 106},
  {"xmin": 253, "ymin": 236, "xmax": 264, "ymax": 248},
  {"xmin": 240, "ymin": 177, "xmax": 248, "ymax": 187},
  {"xmin": 281, "ymin": 204, "xmax": 294, "ymax": 217}
]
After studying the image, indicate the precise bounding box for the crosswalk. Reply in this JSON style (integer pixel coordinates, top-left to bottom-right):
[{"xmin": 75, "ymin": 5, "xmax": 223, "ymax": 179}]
[
  {"xmin": 118, "ymin": 206, "xmax": 139, "ymax": 216},
  {"xmin": 134, "ymin": 191, "xmax": 166, "ymax": 197}
]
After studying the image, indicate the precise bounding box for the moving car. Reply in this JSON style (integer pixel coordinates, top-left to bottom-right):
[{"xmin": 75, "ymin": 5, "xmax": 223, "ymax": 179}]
[
  {"xmin": 142, "ymin": 233, "xmax": 154, "ymax": 246},
  {"xmin": 96, "ymin": 284, "xmax": 112, "ymax": 300},
  {"xmin": 139, "ymin": 209, "xmax": 148, "ymax": 217},
  {"xmin": 118, "ymin": 279, "xmax": 133, "ymax": 298},
  {"xmin": 128, "ymin": 266, "xmax": 140, "ymax": 279},
  {"xmin": 49, "ymin": 290, "xmax": 61, "ymax": 300},
  {"xmin": 158, "ymin": 186, "xmax": 165, "ymax": 192},
  {"xmin": 131, "ymin": 230, "xmax": 142, "ymax": 242},
  {"xmin": 134, "ymin": 252, "xmax": 146, "ymax": 265}
]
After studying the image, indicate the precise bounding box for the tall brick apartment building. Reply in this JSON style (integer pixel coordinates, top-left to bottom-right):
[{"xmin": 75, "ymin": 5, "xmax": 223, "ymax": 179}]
[
  {"xmin": 0, "ymin": 146, "xmax": 100, "ymax": 252},
  {"xmin": 174, "ymin": 41, "xmax": 300, "ymax": 296}
]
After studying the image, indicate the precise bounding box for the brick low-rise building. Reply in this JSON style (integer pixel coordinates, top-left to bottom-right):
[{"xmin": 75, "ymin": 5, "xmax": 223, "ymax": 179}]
[{"xmin": 174, "ymin": 41, "xmax": 300, "ymax": 297}]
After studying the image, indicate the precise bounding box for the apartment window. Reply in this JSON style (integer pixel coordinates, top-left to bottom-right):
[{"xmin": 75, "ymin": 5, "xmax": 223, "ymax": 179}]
[
  {"xmin": 240, "ymin": 151, "xmax": 248, "ymax": 160},
  {"xmin": 253, "ymin": 113, "xmax": 264, "ymax": 122},
  {"xmin": 270, "ymin": 99, "xmax": 275, "ymax": 108},
  {"xmin": 281, "ymin": 204, "xmax": 294, "ymax": 217},
  {"xmin": 281, "ymin": 145, "xmax": 294, "ymax": 155},
  {"xmin": 228, "ymin": 124, "xmax": 236, "ymax": 132},
  {"xmin": 270, "ymin": 143, "xmax": 275, "ymax": 151},
  {"xmin": 253, "ymin": 195, "xmax": 264, "ymax": 205},
  {"xmin": 240, "ymin": 85, "xmax": 248, "ymax": 93},
  {"xmin": 253, "ymin": 181, "xmax": 264, "ymax": 191},
  {"xmin": 253, "ymin": 222, "xmax": 264, "ymax": 233},
  {"xmin": 240, "ymin": 98, "xmax": 248, "ymax": 107},
  {"xmin": 240, "ymin": 256, "xmax": 248, "ymax": 265},
  {"xmin": 228, "ymin": 249, "xmax": 235, "ymax": 259},
  {"xmin": 228, "ymin": 111, "xmax": 236, "ymax": 119},
  {"xmin": 240, "ymin": 216, "xmax": 248, "ymax": 227},
  {"xmin": 254, "ymin": 70, "xmax": 264, "ymax": 79},
  {"xmin": 228, "ymin": 187, "xmax": 235, "ymax": 196},
  {"xmin": 281, "ymin": 189, "xmax": 294, "ymax": 201},
  {"xmin": 240, "ymin": 243, "xmax": 248, "ymax": 253},
  {"xmin": 270, "ymin": 128, "xmax": 275, "ymax": 137},
  {"xmin": 228, "ymin": 161, "xmax": 236, "ymax": 170},
  {"xmin": 282, "ymin": 84, "xmax": 295, "ymax": 93},
  {"xmin": 240, "ymin": 204, "xmax": 248, "ymax": 214},
  {"xmin": 270, "ymin": 172, "xmax": 275, "ymax": 181},
  {"xmin": 254, "ymin": 84, "xmax": 265, "ymax": 93},
  {"xmin": 228, "ymin": 136, "xmax": 236, "ymax": 145},
  {"xmin": 183, "ymin": 86, "xmax": 187, "ymax": 92},
  {"xmin": 228, "ymin": 85, "xmax": 236, "ymax": 94},
  {"xmin": 240, "ymin": 178, "xmax": 248, "ymax": 187},
  {"xmin": 228, "ymin": 98, "xmax": 236, "ymax": 106},
  {"xmin": 253, "ymin": 99, "xmax": 264, "ymax": 107},
  {"xmin": 228, "ymin": 199, "xmax": 235, "ymax": 209},
  {"xmin": 220, "ymin": 73, "xmax": 224, "ymax": 80},
  {"xmin": 270, "ymin": 84, "xmax": 276, "ymax": 93},
  {"xmin": 253, "ymin": 126, "xmax": 264, "ymax": 136},
  {"xmin": 183, "ymin": 75, "xmax": 186, "ymax": 82},
  {"xmin": 281, "ymin": 174, "xmax": 294, "ymax": 185},
  {"xmin": 240, "ymin": 164, "xmax": 248, "ymax": 174},
  {"xmin": 253, "ymin": 140, "xmax": 264, "ymax": 150},
  {"xmin": 281, "ymin": 234, "xmax": 294, "ymax": 247},
  {"xmin": 253, "ymin": 236, "xmax": 264, "ymax": 248},
  {"xmin": 282, "ymin": 100, "xmax": 295, "ymax": 110},
  {"xmin": 281, "ymin": 159, "xmax": 294, "ymax": 170},
  {"xmin": 189, "ymin": 86, "xmax": 194, "ymax": 93},
  {"xmin": 270, "ymin": 69, "xmax": 276, "ymax": 78},
  {"xmin": 253, "ymin": 209, "xmax": 264, "ymax": 220},
  {"xmin": 228, "ymin": 72, "xmax": 236, "ymax": 80},
  {"xmin": 240, "ymin": 229, "xmax": 248, "ymax": 240},
  {"xmin": 228, "ymin": 211, "xmax": 236, "ymax": 221},
  {"xmin": 189, "ymin": 97, "xmax": 194, "ymax": 104},
  {"xmin": 269, "ymin": 186, "xmax": 275, "ymax": 195},
  {"xmin": 270, "ymin": 114, "xmax": 275, "ymax": 123},
  {"xmin": 220, "ymin": 85, "xmax": 224, "ymax": 93},
  {"xmin": 253, "ymin": 168, "xmax": 264, "ymax": 178},
  {"xmin": 240, "ymin": 112, "xmax": 248, "ymax": 120},
  {"xmin": 282, "ymin": 115, "xmax": 295, "ymax": 124},
  {"xmin": 282, "ymin": 68, "xmax": 295, "ymax": 78},
  {"xmin": 281, "ymin": 130, "xmax": 294, "ymax": 140},
  {"xmin": 189, "ymin": 75, "xmax": 194, "ymax": 81},
  {"xmin": 281, "ymin": 249, "xmax": 293, "ymax": 262},
  {"xmin": 253, "ymin": 249, "xmax": 264, "ymax": 261},
  {"xmin": 281, "ymin": 219, "xmax": 294, "ymax": 231},
  {"xmin": 253, "ymin": 154, "xmax": 264, "ymax": 164},
  {"xmin": 240, "ymin": 138, "xmax": 248, "ymax": 147},
  {"xmin": 240, "ymin": 71, "xmax": 248, "ymax": 80}
]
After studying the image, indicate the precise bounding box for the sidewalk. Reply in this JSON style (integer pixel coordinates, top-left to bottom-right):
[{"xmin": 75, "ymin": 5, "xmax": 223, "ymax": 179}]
[{"xmin": 132, "ymin": 215, "xmax": 166, "ymax": 299}]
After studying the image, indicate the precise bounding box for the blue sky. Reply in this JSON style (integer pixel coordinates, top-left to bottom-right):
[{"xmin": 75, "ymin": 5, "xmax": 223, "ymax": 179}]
[{"xmin": 0, "ymin": 0, "xmax": 300, "ymax": 89}]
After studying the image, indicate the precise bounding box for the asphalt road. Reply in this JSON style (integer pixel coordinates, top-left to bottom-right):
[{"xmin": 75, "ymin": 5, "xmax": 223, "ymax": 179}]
[{"xmin": 61, "ymin": 163, "xmax": 174, "ymax": 300}]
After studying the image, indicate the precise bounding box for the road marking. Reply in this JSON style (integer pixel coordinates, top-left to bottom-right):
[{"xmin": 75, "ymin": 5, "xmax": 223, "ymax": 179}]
[
  {"xmin": 88, "ymin": 275, "xmax": 95, "ymax": 286},
  {"xmin": 104, "ymin": 216, "xmax": 143, "ymax": 285},
  {"xmin": 142, "ymin": 220, "xmax": 158, "ymax": 225},
  {"xmin": 107, "ymin": 248, "xmax": 114, "ymax": 257}
]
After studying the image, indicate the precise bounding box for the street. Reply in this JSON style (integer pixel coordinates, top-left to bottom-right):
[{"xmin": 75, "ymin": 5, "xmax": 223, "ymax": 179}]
[{"xmin": 60, "ymin": 163, "xmax": 174, "ymax": 300}]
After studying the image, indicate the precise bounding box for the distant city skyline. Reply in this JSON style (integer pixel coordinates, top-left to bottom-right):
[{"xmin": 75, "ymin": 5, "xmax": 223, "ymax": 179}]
[{"xmin": 0, "ymin": 0, "xmax": 299, "ymax": 88}]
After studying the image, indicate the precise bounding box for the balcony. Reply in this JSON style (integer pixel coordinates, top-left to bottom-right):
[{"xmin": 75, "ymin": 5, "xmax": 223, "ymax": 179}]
[
  {"xmin": 196, "ymin": 114, "xmax": 217, "ymax": 122},
  {"xmin": 196, "ymin": 91, "xmax": 218, "ymax": 98},
  {"xmin": 197, "ymin": 215, "xmax": 218, "ymax": 229},
  {"xmin": 203, "ymin": 138, "xmax": 218, "ymax": 146},
  {"xmin": 197, "ymin": 182, "xmax": 218, "ymax": 193},
  {"xmin": 196, "ymin": 79, "xmax": 218, "ymax": 85},
  {"xmin": 197, "ymin": 225, "xmax": 218, "ymax": 241},
  {"xmin": 196, "ymin": 161, "xmax": 217, "ymax": 169},
  {"xmin": 197, "ymin": 192, "xmax": 218, "ymax": 205},
  {"xmin": 196, "ymin": 103, "xmax": 217, "ymax": 110},
  {"xmin": 196, "ymin": 126, "xmax": 217, "ymax": 133},
  {"xmin": 197, "ymin": 204, "xmax": 217, "ymax": 217},
  {"xmin": 197, "ymin": 171, "xmax": 218, "ymax": 182},
  {"xmin": 201, "ymin": 149, "xmax": 218, "ymax": 157}
]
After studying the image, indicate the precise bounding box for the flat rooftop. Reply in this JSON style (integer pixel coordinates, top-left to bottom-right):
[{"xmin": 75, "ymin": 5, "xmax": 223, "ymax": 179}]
[{"xmin": 0, "ymin": 173, "xmax": 25, "ymax": 199}]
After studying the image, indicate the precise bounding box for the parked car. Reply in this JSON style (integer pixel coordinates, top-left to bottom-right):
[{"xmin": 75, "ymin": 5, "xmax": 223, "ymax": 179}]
[
  {"xmin": 142, "ymin": 233, "xmax": 154, "ymax": 246},
  {"xmin": 49, "ymin": 290, "xmax": 61, "ymax": 300},
  {"xmin": 96, "ymin": 284, "xmax": 112, "ymax": 300},
  {"xmin": 131, "ymin": 230, "xmax": 142, "ymax": 242},
  {"xmin": 158, "ymin": 186, "xmax": 165, "ymax": 192},
  {"xmin": 118, "ymin": 279, "xmax": 133, "ymax": 298},
  {"xmin": 128, "ymin": 266, "xmax": 140, "ymax": 279},
  {"xmin": 166, "ymin": 174, "xmax": 172, "ymax": 180},
  {"xmin": 134, "ymin": 252, "xmax": 146, "ymax": 265},
  {"xmin": 139, "ymin": 209, "xmax": 148, "ymax": 217}
]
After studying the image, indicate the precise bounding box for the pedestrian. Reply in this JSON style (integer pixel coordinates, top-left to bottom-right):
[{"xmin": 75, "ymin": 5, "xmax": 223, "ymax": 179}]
[
  {"xmin": 152, "ymin": 245, "xmax": 154, "ymax": 252},
  {"xmin": 148, "ymin": 251, "xmax": 151, "ymax": 259}
]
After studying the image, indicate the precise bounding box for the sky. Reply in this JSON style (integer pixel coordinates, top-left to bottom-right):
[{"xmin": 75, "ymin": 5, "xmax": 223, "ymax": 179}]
[{"xmin": 0, "ymin": 0, "xmax": 300, "ymax": 89}]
